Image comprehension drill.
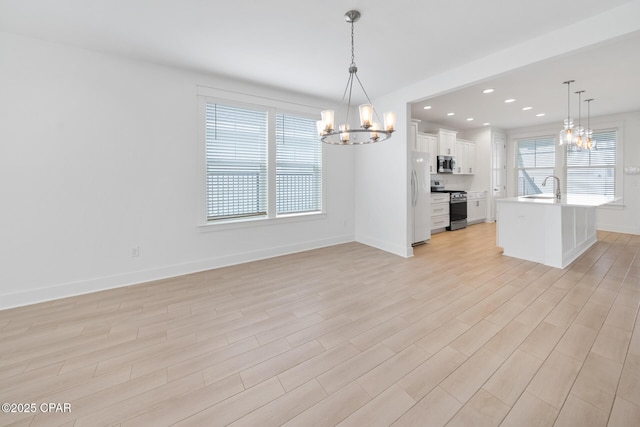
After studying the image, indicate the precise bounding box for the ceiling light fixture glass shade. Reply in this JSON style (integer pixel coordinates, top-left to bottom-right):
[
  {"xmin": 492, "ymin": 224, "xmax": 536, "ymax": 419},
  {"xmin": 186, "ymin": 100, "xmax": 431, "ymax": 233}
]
[
  {"xmin": 317, "ymin": 10, "xmax": 395, "ymax": 145},
  {"xmin": 559, "ymin": 80, "xmax": 575, "ymax": 146}
]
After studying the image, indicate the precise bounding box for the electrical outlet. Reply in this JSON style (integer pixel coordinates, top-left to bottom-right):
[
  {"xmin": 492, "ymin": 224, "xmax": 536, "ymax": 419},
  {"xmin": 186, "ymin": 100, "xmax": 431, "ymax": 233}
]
[{"xmin": 131, "ymin": 247, "xmax": 140, "ymax": 257}]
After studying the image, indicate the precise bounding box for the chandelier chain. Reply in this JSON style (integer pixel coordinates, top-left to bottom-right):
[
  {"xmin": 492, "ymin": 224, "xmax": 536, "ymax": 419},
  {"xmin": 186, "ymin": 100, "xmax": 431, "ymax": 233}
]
[{"xmin": 351, "ymin": 21, "xmax": 355, "ymax": 67}]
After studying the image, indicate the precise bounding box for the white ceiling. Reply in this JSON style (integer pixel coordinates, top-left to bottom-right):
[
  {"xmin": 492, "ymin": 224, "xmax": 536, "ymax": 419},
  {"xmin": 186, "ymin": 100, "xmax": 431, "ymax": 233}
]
[
  {"xmin": 1, "ymin": 0, "xmax": 638, "ymax": 131},
  {"xmin": 410, "ymin": 32, "xmax": 640, "ymax": 131}
]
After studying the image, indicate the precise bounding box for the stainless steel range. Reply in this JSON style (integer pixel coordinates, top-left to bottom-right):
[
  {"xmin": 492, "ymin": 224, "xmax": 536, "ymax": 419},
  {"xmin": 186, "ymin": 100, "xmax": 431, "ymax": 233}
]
[
  {"xmin": 430, "ymin": 182, "xmax": 468, "ymax": 231},
  {"xmin": 447, "ymin": 191, "xmax": 467, "ymax": 231}
]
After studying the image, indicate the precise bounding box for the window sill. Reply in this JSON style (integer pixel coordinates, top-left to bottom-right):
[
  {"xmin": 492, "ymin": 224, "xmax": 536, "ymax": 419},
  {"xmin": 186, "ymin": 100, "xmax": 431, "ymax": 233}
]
[
  {"xmin": 198, "ymin": 211, "xmax": 327, "ymax": 232},
  {"xmin": 598, "ymin": 200, "xmax": 625, "ymax": 210}
]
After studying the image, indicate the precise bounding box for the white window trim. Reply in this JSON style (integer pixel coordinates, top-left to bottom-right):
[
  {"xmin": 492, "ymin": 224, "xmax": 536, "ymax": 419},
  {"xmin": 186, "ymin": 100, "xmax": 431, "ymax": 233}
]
[
  {"xmin": 508, "ymin": 120, "xmax": 624, "ymax": 206},
  {"xmin": 196, "ymin": 85, "xmax": 327, "ymax": 231}
]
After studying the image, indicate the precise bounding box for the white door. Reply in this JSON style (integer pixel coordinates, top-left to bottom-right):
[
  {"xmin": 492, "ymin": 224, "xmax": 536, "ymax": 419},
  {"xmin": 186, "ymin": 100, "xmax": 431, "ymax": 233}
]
[{"xmin": 491, "ymin": 133, "xmax": 506, "ymax": 221}]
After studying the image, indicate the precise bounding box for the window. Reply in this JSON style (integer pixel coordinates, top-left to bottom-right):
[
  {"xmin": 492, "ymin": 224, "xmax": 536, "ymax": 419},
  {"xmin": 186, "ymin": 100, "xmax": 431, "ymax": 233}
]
[
  {"xmin": 516, "ymin": 136, "xmax": 555, "ymax": 196},
  {"xmin": 566, "ymin": 129, "xmax": 617, "ymax": 197},
  {"xmin": 276, "ymin": 113, "xmax": 322, "ymax": 214},
  {"xmin": 205, "ymin": 103, "xmax": 267, "ymax": 221},
  {"xmin": 204, "ymin": 99, "xmax": 322, "ymax": 223}
]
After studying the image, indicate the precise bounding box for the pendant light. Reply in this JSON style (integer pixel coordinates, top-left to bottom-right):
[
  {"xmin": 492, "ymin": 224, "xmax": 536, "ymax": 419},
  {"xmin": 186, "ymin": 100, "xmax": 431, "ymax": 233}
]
[
  {"xmin": 317, "ymin": 10, "xmax": 395, "ymax": 145},
  {"xmin": 572, "ymin": 90, "xmax": 585, "ymax": 151},
  {"xmin": 559, "ymin": 80, "xmax": 575, "ymax": 146},
  {"xmin": 584, "ymin": 98, "xmax": 594, "ymax": 150}
]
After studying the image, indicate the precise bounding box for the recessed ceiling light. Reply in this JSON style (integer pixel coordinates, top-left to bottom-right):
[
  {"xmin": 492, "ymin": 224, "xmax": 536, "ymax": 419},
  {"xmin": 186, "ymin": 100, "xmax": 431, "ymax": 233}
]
[
  {"xmin": 504, "ymin": 99, "xmax": 516, "ymax": 103},
  {"xmin": 522, "ymin": 106, "xmax": 533, "ymax": 111},
  {"xmin": 536, "ymin": 113, "xmax": 546, "ymax": 117},
  {"xmin": 466, "ymin": 118, "xmax": 474, "ymax": 121},
  {"xmin": 447, "ymin": 112, "xmax": 455, "ymax": 116},
  {"xmin": 483, "ymin": 88, "xmax": 494, "ymax": 94},
  {"xmin": 423, "ymin": 105, "xmax": 432, "ymax": 110},
  {"xmin": 483, "ymin": 122, "xmax": 491, "ymax": 126}
]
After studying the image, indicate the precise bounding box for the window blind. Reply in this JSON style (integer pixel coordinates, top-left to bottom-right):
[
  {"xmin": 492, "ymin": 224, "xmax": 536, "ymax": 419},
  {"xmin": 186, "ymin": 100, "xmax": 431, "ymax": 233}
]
[
  {"xmin": 205, "ymin": 103, "xmax": 268, "ymax": 220},
  {"xmin": 516, "ymin": 136, "xmax": 555, "ymax": 196},
  {"xmin": 275, "ymin": 113, "xmax": 322, "ymax": 214},
  {"xmin": 566, "ymin": 130, "xmax": 616, "ymax": 197}
]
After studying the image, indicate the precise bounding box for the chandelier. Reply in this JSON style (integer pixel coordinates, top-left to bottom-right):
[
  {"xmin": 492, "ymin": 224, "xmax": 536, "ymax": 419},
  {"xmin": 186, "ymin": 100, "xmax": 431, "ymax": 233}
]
[
  {"xmin": 317, "ymin": 10, "xmax": 396, "ymax": 145},
  {"xmin": 559, "ymin": 80, "xmax": 594, "ymax": 151}
]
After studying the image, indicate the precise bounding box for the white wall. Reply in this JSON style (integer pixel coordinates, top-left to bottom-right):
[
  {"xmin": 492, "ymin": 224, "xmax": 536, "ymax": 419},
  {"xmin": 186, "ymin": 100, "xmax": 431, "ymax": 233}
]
[
  {"xmin": 354, "ymin": 101, "xmax": 411, "ymax": 257},
  {"xmin": 357, "ymin": 2, "xmax": 640, "ymax": 258},
  {"xmin": 0, "ymin": 33, "xmax": 355, "ymax": 309},
  {"xmin": 598, "ymin": 111, "xmax": 640, "ymax": 234}
]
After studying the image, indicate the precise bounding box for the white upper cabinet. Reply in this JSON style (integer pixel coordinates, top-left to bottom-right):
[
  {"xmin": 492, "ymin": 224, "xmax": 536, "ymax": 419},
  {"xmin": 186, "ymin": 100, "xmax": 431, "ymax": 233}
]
[
  {"xmin": 467, "ymin": 143, "xmax": 476, "ymax": 174},
  {"xmin": 416, "ymin": 132, "xmax": 438, "ymax": 173},
  {"xmin": 436, "ymin": 129, "xmax": 457, "ymax": 156},
  {"xmin": 453, "ymin": 138, "xmax": 476, "ymax": 175}
]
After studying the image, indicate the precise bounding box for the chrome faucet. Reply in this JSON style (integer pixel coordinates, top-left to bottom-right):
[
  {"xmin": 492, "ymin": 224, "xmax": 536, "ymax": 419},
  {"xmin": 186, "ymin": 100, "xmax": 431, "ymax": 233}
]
[{"xmin": 542, "ymin": 175, "xmax": 561, "ymax": 200}]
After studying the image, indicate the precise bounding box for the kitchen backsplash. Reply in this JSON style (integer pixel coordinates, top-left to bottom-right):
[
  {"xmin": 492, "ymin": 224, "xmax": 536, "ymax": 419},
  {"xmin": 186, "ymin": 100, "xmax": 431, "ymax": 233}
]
[{"xmin": 430, "ymin": 173, "xmax": 473, "ymax": 191}]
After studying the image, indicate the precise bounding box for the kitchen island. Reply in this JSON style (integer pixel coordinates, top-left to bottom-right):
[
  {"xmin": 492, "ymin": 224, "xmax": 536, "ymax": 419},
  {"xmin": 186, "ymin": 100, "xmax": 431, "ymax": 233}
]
[{"xmin": 496, "ymin": 194, "xmax": 615, "ymax": 268}]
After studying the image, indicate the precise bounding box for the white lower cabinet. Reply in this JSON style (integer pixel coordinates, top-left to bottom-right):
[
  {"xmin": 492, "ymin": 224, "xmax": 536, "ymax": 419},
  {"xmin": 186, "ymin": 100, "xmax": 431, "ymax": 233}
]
[
  {"xmin": 430, "ymin": 193, "xmax": 450, "ymax": 232},
  {"xmin": 467, "ymin": 192, "xmax": 487, "ymax": 224},
  {"xmin": 431, "ymin": 215, "xmax": 450, "ymax": 230}
]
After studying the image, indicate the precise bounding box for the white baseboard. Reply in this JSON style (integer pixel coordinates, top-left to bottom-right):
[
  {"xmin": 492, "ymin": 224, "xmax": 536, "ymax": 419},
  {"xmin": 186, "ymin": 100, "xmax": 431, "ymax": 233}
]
[
  {"xmin": 0, "ymin": 234, "xmax": 354, "ymax": 311},
  {"xmin": 597, "ymin": 223, "xmax": 640, "ymax": 235},
  {"xmin": 355, "ymin": 234, "xmax": 411, "ymax": 258}
]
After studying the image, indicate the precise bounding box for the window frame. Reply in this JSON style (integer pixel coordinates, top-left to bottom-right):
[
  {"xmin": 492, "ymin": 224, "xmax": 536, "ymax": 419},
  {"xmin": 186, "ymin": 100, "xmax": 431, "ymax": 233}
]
[
  {"xmin": 515, "ymin": 135, "xmax": 556, "ymax": 196},
  {"xmin": 275, "ymin": 110, "xmax": 323, "ymax": 216},
  {"xmin": 197, "ymin": 86, "xmax": 326, "ymax": 231}
]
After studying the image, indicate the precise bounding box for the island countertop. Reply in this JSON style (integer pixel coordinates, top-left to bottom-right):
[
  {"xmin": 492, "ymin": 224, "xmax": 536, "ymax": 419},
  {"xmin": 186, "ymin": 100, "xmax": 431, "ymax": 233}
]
[{"xmin": 498, "ymin": 194, "xmax": 616, "ymax": 208}]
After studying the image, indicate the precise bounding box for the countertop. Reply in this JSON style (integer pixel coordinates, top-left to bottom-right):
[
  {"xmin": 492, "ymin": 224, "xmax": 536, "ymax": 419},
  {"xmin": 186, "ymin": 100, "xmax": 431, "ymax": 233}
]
[
  {"xmin": 498, "ymin": 194, "xmax": 617, "ymax": 207},
  {"xmin": 467, "ymin": 191, "xmax": 487, "ymax": 200}
]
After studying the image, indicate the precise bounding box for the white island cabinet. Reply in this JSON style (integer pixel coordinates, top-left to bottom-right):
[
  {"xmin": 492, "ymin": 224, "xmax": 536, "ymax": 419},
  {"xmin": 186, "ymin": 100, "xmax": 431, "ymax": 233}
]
[{"xmin": 496, "ymin": 195, "xmax": 615, "ymax": 269}]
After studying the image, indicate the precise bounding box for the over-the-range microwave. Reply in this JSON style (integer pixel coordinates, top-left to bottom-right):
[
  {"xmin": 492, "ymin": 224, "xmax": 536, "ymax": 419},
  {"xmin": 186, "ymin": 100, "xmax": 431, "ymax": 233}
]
[{"xmin": 437, "ymin": 155, "xmax": 456, "ymax": 173}]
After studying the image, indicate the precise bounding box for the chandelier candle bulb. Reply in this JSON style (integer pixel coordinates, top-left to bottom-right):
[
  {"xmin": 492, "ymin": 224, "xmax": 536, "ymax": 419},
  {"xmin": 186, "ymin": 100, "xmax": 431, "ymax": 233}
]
[
  {"xmin": 321, "ymin": 110, "xmax": 335, "ymax": 132},
  {"xmin": 359, "ymin": 104, "xmax": 373, "ymax": 128},
  {"xmin": 384, "ymin": 112, "xmax": 396, "ymax": 132},
  {"xmin": 370, "ymin": 122, "xmax": 380, "ymax": 141},
  {"xmin": 340, "ymin": 124, "xmax": 350, "ymax": 143}
]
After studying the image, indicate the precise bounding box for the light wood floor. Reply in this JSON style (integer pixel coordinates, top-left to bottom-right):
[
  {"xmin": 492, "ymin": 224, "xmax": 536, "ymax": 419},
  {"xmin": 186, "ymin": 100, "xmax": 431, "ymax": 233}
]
[{"xmin": 1, "ymin": 222, "xmax": 639, "ymax": 427}]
